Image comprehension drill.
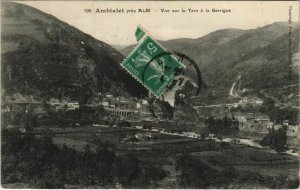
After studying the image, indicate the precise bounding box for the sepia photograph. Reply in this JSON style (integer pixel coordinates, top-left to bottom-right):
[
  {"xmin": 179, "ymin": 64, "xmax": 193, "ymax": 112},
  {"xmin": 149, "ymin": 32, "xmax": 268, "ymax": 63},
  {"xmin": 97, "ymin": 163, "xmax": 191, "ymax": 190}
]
[{"xmin": 1, "ymin": 1, "xmax": 299, "ymax": 188}]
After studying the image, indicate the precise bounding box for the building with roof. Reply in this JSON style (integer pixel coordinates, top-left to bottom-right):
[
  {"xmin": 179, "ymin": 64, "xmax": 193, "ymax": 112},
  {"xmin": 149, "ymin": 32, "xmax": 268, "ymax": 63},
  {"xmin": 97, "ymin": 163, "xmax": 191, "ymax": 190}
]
[{"xmin": 234, "ymin": 112, "xmax": 272, "ymax": 134}]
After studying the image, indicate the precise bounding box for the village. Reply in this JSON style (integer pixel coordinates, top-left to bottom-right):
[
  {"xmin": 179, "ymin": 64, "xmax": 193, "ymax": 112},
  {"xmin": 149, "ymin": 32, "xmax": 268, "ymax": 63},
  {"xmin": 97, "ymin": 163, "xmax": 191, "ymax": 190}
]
[{"xmin": 2, "ymin": 91, "xmax": 299, "ymax": 153}]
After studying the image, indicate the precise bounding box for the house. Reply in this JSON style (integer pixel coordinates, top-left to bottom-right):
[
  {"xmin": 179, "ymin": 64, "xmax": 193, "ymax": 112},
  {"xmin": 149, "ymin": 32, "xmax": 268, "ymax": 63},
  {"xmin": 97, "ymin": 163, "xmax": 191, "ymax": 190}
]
[
  {"xmin": 2, "ymin": 105, "xmax": 11, "ymax": 113},
  {"xmin": 48, "ymin": 102, "xmax": 62, "ymax": 111},
  {"xmin": 283, "ymin": 120, "xmax": 289, "ymax": 126},
  {"xmin": 178, "ymin": 94, "xmax": 186, "ymax": 98},
  {"xmin": 141, "ymin": 100, "xmax": 148, "ymax": 105},
  {"xmin": 33, "ymin": 105, "xmax": 47, "ymax": 114},
  {"xmin": 105, "ymin": 94, "xmax": 113, "ymax": 98},
  {"xmin": 201, "ymin": 133, "xmax": 217, "ymax": 140},
  {"xmin": 271, "ymin": 125, "xmax": 282, "ymax": 130},
  {"xmin": 122, "ymin": 135, "xmax": 137, "ymax": 143},
  {"xmin": 182, "ymin": 131, "xmax": 200, "ymax": 138},
  {"xmin": 255, "ymin": 100, "xmax": 263, "ymax": 105},
  {"xmin": 5, "ymin": 96, "xmax": 13, "ymax": 102},
  {"xmin": 235, "ymin": 115, "xmax": 247, "ymax": 124},
  {"xmin": 6, "ymin": 125, "xmax": 20, "ymax": 130},
  {"xmin": 19, "ymin": 127, "xmax": 26, "ymax": 133},
  {"xmin": 135, "ymin": 132, "xmax": 152, "ymax": 140},
  {"xmin": 102, "ymin": 101, "xmax": 109, "ymax": 107},
  {"xmin": 287, "ymin": 125, "xmax": 299, "ymax": 137},
  {"xmin": 66, "ymin": 102, "xmax": 80, "ymax": 111},
  {"xmin": 297, "ymin": 128, "xmax": 300, "ymax": 139},
  {"xmin": 135, "ymin": 126, "xmax": 143, "ymax": 129}
]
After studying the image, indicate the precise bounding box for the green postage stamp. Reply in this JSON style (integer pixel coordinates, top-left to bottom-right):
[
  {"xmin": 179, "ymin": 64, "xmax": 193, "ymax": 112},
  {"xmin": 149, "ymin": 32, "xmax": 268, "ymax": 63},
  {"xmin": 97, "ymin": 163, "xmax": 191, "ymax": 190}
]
[{"xmin": 121, "ymin": 26, "xmax": 185, "ymax": 97}]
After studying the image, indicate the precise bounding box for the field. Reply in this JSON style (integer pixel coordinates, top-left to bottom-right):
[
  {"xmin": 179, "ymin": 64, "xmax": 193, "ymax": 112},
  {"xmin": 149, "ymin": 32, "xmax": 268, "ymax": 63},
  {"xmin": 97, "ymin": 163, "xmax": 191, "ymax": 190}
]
[
  {"xmin": 191, "ymin": 146, "xmax": 299, "ymax": 180},
  {"xmin": 36, "ymin": 124, "xmax": 299, "ymax": 187}
]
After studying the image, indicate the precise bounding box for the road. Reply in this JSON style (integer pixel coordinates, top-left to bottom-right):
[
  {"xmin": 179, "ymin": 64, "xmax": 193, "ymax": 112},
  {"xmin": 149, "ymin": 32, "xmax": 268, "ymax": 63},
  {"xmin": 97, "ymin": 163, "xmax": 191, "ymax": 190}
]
[
  {"xmin": 128, "ymin": 125, "xmax": 299, "ymax": 158},
  {"xmin": 193, "ymin": 102, "xmax": 245, "ymax": 108},
  {"xmin": 229, "ymin": 74, "xmax": 242, "ymax": 97}
]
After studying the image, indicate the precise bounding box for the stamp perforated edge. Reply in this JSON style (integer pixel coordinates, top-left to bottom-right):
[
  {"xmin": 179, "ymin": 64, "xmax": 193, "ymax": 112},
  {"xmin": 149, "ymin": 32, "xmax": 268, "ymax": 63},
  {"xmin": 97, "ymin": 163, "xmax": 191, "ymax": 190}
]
[{"xmin": 121, "ymin": 36, "xmax": 163, "ymax": 97}]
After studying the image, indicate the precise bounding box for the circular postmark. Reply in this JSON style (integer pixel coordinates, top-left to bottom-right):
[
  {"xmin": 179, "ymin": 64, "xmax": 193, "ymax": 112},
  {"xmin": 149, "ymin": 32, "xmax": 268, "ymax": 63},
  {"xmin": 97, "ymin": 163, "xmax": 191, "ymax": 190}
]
[{"xmin": 142, "ymin": 51, "xmax": 202, "ymax": 96}]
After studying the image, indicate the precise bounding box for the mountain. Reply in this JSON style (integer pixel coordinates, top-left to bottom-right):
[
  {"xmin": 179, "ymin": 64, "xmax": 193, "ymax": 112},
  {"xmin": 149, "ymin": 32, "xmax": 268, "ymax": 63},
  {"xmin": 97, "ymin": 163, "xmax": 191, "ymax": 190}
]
[
  {"xmin": 1, "ymin": 2, "xmax": 147, "ymax": 103},
  {"xmin": 120, "ymin": 23, "xmax": 300, "ymax": 93}
]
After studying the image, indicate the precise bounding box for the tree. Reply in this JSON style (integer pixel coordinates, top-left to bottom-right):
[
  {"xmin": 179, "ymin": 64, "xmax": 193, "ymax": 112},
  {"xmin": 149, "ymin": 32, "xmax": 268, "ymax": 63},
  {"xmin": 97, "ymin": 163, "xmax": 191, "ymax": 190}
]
[
  {"xmin": 94, "ymin": 141, "xmax": 116, "ymax": 186},
  {"xmin": 115, "ymin": 153, "xmax": 141, "ymax": 187},
  {"xmin": 260, "ymin": 126, "xmax": 287, "ymax": 152},
  {"xmin": 175, "ymin": 153, "xmax": 218, "ymax": 188},
  {"xmin": 205, "ymin": 116, "xmax": 239, "ymax": 136},
  {"xmin": 2, "ymin": 128, "xmax": 167, "ymax": 188}
]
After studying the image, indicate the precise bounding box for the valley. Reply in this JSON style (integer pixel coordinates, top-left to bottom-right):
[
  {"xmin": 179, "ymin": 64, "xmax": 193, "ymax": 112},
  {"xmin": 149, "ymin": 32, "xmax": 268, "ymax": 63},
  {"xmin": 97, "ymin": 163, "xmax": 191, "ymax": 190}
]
[{"xmin": 1, "ymin": 2, "xmax": 299, "ymax": 189}]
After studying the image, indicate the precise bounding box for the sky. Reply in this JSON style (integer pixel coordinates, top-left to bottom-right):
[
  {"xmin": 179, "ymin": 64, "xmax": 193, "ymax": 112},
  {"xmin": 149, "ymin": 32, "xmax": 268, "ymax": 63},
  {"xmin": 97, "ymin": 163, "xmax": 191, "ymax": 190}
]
[{"xmin": 18, "ymin": 1, "xmax": 299, "ymax": 46}]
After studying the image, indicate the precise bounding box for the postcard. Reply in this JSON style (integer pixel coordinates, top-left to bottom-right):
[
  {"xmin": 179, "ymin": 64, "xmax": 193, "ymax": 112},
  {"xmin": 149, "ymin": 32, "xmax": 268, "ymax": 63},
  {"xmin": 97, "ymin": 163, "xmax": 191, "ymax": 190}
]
[{"xmin": 1, "ymin": 1, "xmax": 299, "ymax": 189}]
